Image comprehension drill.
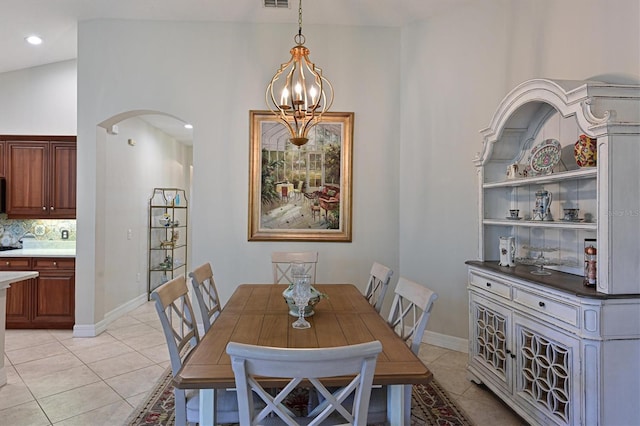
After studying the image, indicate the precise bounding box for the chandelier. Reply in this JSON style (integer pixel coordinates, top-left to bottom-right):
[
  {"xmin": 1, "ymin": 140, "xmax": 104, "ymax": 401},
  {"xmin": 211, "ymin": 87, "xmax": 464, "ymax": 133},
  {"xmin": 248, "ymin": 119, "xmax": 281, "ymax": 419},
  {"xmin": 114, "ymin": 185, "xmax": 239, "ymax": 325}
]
[{"xmin": 265, "ymin": 0, "xmax": 334, "ymax": 147}]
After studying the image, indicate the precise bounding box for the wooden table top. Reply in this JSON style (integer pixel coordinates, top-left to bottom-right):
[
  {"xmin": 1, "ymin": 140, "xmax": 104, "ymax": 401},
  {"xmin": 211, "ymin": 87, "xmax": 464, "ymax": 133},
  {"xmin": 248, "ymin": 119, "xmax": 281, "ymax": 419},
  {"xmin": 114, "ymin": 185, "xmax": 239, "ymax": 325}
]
[{"xmin": 174, "ymin": 284, "xmax": 432, "ymax": 389}]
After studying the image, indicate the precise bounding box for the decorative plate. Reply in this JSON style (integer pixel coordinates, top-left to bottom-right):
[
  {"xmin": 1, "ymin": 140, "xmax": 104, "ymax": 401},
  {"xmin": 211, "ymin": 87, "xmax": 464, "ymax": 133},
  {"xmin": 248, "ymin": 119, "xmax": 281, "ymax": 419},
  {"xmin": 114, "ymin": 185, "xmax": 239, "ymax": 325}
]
[{"xmin": 528, "ymin": 139, "xmax": 561, "ymax": 175}]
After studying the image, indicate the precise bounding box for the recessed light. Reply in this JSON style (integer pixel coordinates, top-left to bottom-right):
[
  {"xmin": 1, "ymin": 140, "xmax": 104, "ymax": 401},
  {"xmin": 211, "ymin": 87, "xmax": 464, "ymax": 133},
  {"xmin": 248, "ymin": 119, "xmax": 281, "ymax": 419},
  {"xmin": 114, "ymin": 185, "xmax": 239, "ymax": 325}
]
[
  {"xmin": 184, "ymin": 124, "xmax": 193, "ymax": 129},
  {"xmin": 25, "ymin": 35, "xmax": 43, "ymax": 45}
]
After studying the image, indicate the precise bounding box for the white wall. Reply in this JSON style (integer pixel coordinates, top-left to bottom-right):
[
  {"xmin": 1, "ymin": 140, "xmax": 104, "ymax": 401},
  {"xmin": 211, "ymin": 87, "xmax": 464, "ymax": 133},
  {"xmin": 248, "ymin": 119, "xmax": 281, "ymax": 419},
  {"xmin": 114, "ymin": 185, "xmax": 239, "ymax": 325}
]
[
  {"xmin": 77, "ymin": 20, "xmax": 401, "ymax": 327},
  {"xmin": 0, "ymin": 60, "xmax": 76, "ymax": 134},
  {"xmin": 399, "ymin": 0, "xmax": 640, "ymax": 340},
  {"xmin": 102, "ymin": 117, "xmax": 191, "ymax": 313},
  {"xmin": 0, "ymin": 59, "xmax": 192, "ymax": 328},
  {"xmin": 3, "ymin": 0, "xmax": 638, "ymax": 343}
]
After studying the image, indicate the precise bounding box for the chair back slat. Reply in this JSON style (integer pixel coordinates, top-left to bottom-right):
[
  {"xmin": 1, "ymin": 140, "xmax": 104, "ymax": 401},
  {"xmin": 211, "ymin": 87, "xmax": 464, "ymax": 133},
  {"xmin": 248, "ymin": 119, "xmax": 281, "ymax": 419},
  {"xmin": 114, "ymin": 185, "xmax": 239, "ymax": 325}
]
[
  {"xmin": 364, "ymin": 262, "xmax": 393, "ymax": 313},
  {"xmin": 387, "ymin": 276, "xmax": 438, "ymax": 354},
  {"xmin": 271, "ymin": 251, "xmax": 318, "ymax": 285},
  {"xmin": 227, "ymin": 340, "xmax": 382, "ymax": 426},
  {"xmin": 151, "ymin": 275, "xmax": 199, "ymax": 376},
  {"xmin": 189, "ymin": 262, "xmax": 222, "ymax": 333}
]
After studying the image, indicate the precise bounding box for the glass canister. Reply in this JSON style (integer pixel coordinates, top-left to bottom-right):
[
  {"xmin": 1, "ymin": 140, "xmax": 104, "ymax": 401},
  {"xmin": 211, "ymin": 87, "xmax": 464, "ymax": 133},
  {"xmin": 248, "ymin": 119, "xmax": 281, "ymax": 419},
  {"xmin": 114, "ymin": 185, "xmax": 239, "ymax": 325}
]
[{"xmin": 584, "ymin": 238, "xmax": 597, "ymax": 287}]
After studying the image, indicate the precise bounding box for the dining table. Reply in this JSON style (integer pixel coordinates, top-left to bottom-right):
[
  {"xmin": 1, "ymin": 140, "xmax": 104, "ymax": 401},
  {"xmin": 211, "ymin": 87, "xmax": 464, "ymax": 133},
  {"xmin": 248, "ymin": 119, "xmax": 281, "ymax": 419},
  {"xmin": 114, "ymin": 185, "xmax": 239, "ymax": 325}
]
[{"xmin": 173, "ymin": 283, "xmax": 433, "ymax": 425}]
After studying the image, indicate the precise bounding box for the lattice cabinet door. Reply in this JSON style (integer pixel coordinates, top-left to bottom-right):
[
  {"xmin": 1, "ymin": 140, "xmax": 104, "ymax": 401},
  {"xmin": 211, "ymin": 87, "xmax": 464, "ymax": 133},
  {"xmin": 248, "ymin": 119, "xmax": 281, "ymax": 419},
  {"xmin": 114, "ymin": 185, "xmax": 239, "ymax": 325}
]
[
  {"xmin": 469, "ymin": 293, "xmax": 513, "ymax": 394},
  {"xmin": 513, "ymin": 313, "xmax": 582, "ymax": 426}
]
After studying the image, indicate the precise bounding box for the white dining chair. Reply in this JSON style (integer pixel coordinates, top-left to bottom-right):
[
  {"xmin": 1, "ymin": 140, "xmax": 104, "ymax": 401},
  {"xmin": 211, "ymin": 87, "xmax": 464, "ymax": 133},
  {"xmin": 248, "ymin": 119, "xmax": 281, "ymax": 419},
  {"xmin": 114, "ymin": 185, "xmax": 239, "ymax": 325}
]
[
  {"xmin": 366, "ymin": 276, "xmax": 439, "ymax": 424},
  {"xmin": 363, "ymin": 262, "xmax": 394, "ymax": 314},
  {"xmin": 271, "ymin": 251, "xmax": 318, "ymax": 285},
  {"xmin": 226, "ymin": 340, "xmax": 382, "ymax": 426},
  {"xmin": 189, "ymin": 262, "xmax": 221, "ymax": 334},
  {"xmin": 387, "ymin": 276, "xmax": 439, "ymax": 355},
  {"xmin": 151, "ymin": 275, "xmax": 240, "ymax": 426}
]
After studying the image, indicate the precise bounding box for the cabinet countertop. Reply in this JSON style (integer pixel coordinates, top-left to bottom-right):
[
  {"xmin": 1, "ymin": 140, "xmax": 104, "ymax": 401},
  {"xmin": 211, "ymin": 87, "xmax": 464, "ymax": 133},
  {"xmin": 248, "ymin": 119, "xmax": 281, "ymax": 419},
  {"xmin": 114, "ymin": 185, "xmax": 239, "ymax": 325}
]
[
  {"xmin": 0, "ymin": 249, "xmax": 75, "ymax": 258},
  {"xmin": 0, "ymin": 271, "xmax": 39, "ymax": 290},
  {"xmin": 466, "ymin": 260, "xmax": 639, "ymax": 299}
]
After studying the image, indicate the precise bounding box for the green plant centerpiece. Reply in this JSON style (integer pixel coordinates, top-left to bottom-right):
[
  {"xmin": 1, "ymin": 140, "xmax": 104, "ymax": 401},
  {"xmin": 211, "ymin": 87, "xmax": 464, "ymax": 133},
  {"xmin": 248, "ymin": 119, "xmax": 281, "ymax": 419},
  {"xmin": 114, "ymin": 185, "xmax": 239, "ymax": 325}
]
[{"xmin": 282, "ymin": 274, "xmax": 328, "ymax": 317}]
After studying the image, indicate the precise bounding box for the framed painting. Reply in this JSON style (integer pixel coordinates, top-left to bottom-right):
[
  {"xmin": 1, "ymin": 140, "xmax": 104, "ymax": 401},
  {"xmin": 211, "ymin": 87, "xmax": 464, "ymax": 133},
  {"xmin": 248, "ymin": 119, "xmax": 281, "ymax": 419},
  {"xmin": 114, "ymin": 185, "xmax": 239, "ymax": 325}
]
[{"xmin": 248, "ymin": 110, "xmax": 353, "ymax": 242}]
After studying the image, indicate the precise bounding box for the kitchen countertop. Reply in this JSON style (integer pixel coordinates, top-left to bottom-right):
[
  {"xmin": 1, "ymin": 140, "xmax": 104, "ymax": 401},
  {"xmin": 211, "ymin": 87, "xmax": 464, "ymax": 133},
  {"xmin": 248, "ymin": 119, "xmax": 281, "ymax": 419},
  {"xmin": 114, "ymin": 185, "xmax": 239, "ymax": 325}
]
[
  {"xmin": 0, "ymin": 270, "xmax": 39, "ymax": 290},
  {"xmin": 0, "ymin": 248, "xmax": 76, "ymax": 258},
  {"xmin": 0, "ymin": 240, "xmax": 76, "ymax": 258}
]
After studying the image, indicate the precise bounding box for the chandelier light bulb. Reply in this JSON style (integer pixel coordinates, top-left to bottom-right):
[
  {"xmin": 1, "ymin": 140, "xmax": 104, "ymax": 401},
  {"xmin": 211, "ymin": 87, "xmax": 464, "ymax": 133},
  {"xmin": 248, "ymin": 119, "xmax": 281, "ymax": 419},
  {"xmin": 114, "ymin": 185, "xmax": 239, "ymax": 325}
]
[
  {"xmin": 280, "ymin": 87, "xmax": 289, "ymax": 107},
  {"xmin": 294, "ymin": 82, "xmax": 303, "ymax": 101}
]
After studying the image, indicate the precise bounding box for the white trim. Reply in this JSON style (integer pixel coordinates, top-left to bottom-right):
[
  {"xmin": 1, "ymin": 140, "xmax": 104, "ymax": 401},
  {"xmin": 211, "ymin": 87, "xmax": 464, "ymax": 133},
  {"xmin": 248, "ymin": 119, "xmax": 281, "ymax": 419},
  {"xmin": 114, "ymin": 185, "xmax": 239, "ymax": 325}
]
[
  {"xmin": 72, "ymin": 323, "xmax": 100, "ymax": 338},
  {"xmin": 72, "ymin": 293, "xmax": 148, "ymax": 337},
  {"xmin": 422, "ymin": 330, "xmax": 468, "ymax": 353}
]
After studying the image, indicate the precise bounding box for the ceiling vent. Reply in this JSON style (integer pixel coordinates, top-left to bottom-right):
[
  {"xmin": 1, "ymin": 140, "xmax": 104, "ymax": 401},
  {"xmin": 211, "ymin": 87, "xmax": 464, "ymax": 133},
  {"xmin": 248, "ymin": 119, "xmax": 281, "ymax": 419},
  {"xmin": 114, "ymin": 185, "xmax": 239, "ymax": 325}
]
[{"xmin": 264, "ymin": 0, "xmax": 289, "ymax": 8}]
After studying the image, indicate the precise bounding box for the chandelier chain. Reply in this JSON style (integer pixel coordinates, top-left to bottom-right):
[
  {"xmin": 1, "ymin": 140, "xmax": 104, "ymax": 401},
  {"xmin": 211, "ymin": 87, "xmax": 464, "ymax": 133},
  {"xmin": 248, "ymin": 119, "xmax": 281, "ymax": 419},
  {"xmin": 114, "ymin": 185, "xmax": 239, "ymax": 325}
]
[{"xmin": 298, "ymin": 0, "xmax": 303, "ymax": 38}]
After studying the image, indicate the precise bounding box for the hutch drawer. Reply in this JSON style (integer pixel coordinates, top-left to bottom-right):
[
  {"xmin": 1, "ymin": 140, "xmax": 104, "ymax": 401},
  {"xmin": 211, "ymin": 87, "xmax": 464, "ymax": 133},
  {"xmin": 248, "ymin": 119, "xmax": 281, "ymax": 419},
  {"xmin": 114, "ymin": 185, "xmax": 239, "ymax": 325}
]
[
  {"xmin": 469, "ymin": 271, "xmax": 511, "ymax": 300},
  {"xmin": 512, "ymin": 287, "xmax": 579, "ymax": 328}
]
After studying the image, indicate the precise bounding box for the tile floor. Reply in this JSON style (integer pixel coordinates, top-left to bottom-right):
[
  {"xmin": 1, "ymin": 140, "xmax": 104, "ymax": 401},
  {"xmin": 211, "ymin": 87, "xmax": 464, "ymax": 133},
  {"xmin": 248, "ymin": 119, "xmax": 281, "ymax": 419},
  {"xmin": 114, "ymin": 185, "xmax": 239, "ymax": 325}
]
[{"xmin": 1, "ymin": 302, "xmax": 526, "ymax": 425}]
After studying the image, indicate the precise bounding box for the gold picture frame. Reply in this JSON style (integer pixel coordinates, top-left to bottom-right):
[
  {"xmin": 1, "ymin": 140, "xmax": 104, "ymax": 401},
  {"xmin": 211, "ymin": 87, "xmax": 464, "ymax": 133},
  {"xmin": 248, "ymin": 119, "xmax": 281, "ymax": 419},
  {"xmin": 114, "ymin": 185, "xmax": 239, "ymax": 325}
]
[{"xmin": 248, "ymin": 110, "xmax": 353, "ymax": 242}]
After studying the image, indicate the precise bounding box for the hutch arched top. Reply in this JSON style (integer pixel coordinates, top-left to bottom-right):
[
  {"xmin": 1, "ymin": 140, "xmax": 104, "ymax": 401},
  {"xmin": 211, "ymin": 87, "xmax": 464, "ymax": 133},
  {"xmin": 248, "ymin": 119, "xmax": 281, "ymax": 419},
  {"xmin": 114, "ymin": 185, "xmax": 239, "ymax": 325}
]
[{"xmin": 474, "ymin": 78, "xmax": 639, "ymax": 168}]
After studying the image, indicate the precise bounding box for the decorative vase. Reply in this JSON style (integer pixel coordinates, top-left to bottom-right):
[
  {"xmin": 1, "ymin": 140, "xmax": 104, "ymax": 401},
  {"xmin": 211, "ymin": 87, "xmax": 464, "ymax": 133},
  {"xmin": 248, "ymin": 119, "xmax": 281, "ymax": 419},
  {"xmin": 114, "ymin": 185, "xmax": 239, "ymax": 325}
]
[
  {"xmin": 282, "ymin": 285, "xmax": 322, "ymax": 317},
  {"xmin": 574, "ymin": 134, "xmax": 597, "ymax": 167}
]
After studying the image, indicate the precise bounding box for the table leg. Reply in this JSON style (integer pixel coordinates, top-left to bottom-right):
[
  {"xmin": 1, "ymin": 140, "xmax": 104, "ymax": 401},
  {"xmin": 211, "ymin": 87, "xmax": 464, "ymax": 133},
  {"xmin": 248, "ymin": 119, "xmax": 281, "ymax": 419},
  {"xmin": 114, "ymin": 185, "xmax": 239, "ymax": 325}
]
[
  {"xmin": 387, "ymin": 384, "xmax": 410, "ymax": 425},
  {"xmin": 199, "ymin": 388, "xmax": 216, "ymax": 426}
]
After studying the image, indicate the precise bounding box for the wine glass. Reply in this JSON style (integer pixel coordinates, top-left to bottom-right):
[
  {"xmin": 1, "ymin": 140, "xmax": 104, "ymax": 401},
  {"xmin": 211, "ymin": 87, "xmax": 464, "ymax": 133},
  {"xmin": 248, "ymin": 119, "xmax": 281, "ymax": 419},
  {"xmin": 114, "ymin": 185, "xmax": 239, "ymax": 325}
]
[
  {"xmin": 292, "ymin": 274, "xmax": 311, "ymax": 329},
  {"xmin": 290, "ymin": 262, "xmax": 306, "ymax": 280}
]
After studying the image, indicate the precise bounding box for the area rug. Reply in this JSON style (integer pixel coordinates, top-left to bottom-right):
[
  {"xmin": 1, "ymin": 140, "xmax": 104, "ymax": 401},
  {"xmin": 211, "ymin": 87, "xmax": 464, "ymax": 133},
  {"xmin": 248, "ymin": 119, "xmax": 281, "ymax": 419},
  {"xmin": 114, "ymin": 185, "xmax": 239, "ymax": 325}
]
[{"xmin": 126, "ymin": 368, "xmax": 473, "ymax": 426}]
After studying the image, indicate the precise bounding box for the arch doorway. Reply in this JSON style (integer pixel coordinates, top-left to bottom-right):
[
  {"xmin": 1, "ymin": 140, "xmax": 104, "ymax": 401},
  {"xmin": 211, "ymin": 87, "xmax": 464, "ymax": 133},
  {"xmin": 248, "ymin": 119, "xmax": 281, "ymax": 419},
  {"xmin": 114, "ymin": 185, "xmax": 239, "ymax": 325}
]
[{"xmin": 93, "ymin": 110, "xmax": 193, "ymax": 327}]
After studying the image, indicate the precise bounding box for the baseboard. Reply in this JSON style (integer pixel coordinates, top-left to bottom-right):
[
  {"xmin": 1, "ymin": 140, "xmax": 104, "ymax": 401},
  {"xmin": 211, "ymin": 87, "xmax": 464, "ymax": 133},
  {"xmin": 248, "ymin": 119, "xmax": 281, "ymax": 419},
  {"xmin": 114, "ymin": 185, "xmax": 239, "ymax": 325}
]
[
  {"xmin": 73, "ymin": 293, "xmax": 148, "ymax": 337},
  {"xmin": 73, "ymin": 323, "xmax": 100, "ymax": 338},
  {"xmin": 422, "ymin": 330, "xmax": 469, "ymax": 353}
]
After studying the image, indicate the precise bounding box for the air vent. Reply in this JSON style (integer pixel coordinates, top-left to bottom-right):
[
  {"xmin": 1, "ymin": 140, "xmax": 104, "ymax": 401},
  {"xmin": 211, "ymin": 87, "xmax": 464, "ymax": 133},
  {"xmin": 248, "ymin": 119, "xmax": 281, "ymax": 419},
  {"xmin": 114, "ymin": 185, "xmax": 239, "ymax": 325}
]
[{"xmin": 264, "ymin": 0, "xmax": 289, "ymax": 8}]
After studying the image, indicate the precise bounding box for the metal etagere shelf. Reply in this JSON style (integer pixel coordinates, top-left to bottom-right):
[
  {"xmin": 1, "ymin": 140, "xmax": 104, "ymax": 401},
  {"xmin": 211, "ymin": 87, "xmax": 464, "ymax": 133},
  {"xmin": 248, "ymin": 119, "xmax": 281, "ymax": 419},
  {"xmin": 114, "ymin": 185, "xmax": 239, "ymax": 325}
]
[{"xmin": 147, "ymin": 188, "xmax": 188, "ymax": 300}]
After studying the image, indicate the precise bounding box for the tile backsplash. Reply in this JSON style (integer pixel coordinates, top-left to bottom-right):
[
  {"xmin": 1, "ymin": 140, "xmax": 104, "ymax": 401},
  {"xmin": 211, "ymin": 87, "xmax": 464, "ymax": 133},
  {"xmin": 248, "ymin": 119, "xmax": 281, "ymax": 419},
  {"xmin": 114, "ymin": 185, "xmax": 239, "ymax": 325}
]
[{"xmin": 0, "ymin": 214, "xmax": 76, "ymax": 246}]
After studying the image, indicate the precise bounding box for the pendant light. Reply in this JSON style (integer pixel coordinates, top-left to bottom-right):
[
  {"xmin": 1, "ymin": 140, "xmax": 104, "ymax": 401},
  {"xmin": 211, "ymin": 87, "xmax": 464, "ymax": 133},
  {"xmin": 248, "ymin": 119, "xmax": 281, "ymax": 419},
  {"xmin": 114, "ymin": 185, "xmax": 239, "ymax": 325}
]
[{"xmin": 265, "ymin": 0, "xmax": 334, "ymax": 147}]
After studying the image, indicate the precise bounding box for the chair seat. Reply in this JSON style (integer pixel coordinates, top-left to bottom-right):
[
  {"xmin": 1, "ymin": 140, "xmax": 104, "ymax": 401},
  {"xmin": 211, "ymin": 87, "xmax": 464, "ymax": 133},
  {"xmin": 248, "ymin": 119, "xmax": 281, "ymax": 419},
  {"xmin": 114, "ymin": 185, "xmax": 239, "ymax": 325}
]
[
  {"xmin": 331, "ymin": 385, "xmax": 387, "ymax": 425},
  {"xmin": 185, "ymin": 388, "xmax": 244, "ymax": 424},
  {"xmin": 186, "ymin": 388, "xmax": 270, "ymax": 424},
  {"xmin": 366, "ymin": 386, "xmax": 388, "ymax": 424}
]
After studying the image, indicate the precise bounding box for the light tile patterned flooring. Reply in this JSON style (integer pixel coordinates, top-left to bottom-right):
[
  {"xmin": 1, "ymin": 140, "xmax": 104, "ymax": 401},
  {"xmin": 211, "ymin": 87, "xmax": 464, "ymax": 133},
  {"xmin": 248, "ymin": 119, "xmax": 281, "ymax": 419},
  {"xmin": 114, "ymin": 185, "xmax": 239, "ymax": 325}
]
[{"xmin": 1, "ymin": 302, "xmax": 526, "ymax": 425}]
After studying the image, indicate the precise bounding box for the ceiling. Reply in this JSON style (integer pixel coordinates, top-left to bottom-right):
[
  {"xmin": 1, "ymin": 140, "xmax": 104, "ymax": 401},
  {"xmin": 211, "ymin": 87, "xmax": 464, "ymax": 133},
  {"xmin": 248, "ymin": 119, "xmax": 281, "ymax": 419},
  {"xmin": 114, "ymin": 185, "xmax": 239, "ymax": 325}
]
[
  {"xmin": 2, "ymin": 0, "xmax": 464, "ymax": 143},
  {"xmin": 1, "ymin": 0, "xmax": 466, "ymax": 75}
]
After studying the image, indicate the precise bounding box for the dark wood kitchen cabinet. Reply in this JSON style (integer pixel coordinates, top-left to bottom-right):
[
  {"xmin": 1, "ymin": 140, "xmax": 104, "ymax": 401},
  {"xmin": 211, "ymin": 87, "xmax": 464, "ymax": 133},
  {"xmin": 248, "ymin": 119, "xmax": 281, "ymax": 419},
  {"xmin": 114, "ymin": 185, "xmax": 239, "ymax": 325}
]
[
  {"xmin": 4, "ymin": 135, "xmax": 76, "ymax": 218},
  {"xmin": 31, "ymin": 258, "xmax": 75, "ymax": 327},
  {"xmin": 0, "ymin": 141, "xmax": 5, "ymax": 177},
  {"xmin": 2, "ymin": 257, "xmax": 75, "ymax": 329},
  {"xmin": 2, "ymin": 258, "xmax": 32, "ymax": 326}
]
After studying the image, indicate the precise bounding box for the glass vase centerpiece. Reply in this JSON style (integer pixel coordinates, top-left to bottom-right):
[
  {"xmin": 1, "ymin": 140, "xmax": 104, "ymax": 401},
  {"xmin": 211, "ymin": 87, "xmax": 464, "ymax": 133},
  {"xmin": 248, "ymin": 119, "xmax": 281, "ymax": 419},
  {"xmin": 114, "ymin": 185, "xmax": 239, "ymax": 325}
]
[{"xmin": 282, "ymin": 263, "xmax": 326, "ymax": 317}]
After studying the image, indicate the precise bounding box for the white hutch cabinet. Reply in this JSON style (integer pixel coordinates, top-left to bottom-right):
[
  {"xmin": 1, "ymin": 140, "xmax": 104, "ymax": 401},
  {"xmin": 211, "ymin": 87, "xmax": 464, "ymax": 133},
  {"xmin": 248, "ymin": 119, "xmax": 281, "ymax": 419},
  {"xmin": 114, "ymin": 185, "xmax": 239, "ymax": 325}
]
[{"xmin": 467, "ymin": 79, "xmax": 640, "ymax": 425}]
